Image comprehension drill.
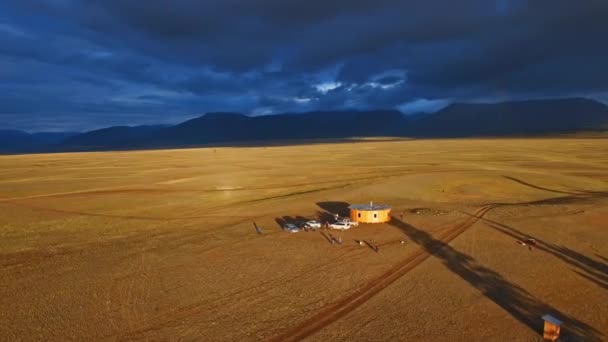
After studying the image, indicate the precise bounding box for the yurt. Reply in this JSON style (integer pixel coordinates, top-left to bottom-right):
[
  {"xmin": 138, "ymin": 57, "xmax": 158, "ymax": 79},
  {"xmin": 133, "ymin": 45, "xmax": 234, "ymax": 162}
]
[{"xmin": 348, "ymin": 201, "xmax": 391, "ymax": 223}]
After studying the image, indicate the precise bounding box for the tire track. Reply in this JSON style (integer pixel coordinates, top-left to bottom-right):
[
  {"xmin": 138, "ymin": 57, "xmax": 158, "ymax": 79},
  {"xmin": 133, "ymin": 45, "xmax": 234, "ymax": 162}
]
[
  {"xmin": 0, "ymin": 167, "xmax": 480, "ymax": 202},
  {"xmin": 268, "ymin": 204, "xmax": 496, "ymax": 342},
  {"xmin": 0, "ymin": 173, "xmax": 391, "ymax": 201},
  {"xmin": 0, "ymin": 199, "xmax": 264, "ymax": 222},
  {"xmin": 0, "ymin": 168, "xmax": 483, "ymax": 222},
  {"xmin": 0, "ymin": 183, "xmax": 351, "ymax": 221},
  {"xmin": 115, "ymin": 244, "xmax": 371, "ymax": 341}
]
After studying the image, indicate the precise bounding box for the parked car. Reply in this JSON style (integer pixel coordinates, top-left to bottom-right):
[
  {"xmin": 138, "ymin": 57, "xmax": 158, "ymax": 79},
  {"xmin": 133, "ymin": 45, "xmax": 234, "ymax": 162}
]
[
  {"xmin": 329, "ymin": 221, "xmax": 351, "ymax": 230},
  {"xmin": 304, "ymin": 220, "xmax": 321, "ymax": 229},
  {"xmin": 339, "ymin": 218, "xmax": 359, "ymax": 226},
  {"xmin": 283, "ymin": 223, "xmax": 300, "ymax": 233}
]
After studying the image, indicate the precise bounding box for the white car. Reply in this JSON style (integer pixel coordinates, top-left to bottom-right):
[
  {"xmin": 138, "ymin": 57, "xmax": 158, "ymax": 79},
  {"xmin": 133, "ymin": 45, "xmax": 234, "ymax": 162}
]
[
  {"xmin": 304, "ymin": 220, "xmax": 322, "ymax": 229},
  {"xmin": 283, "ymin": 223, "xmax": 300, "ymax": 233},
  {"xmin": 329, "ymin": 221, "xmax": 351, "ymax": 230},
  {"xmin": 339, "ymin": 218, "xmax": 359, "ymax": 226}
]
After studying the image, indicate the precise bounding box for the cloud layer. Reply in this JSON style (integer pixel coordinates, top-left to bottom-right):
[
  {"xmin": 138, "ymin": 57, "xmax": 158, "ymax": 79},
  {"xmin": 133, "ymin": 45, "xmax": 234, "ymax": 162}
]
[{"xmin": 1, "ymin": 0, "xmax": 607, "ymax": 131}]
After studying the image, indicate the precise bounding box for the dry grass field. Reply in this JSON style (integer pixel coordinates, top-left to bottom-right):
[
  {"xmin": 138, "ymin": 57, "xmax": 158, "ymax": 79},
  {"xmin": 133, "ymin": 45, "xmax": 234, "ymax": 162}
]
[{"xmin": 1, "ymin": 138, "xmax": 607, "ymax": 341}]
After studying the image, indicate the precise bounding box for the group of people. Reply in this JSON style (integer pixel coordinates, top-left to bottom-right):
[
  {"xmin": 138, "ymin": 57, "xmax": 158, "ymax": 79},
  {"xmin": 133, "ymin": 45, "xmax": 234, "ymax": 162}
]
[{"xmin": 258, "ymin": 219, "xmax": 407, "ymax": 255}]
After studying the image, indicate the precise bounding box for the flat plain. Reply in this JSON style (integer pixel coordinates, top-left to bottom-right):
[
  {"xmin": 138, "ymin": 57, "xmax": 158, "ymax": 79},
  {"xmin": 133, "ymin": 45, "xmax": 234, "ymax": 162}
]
[{"xmin": 1, "ymin": 138, "xmax": 607, "ymax": 341}]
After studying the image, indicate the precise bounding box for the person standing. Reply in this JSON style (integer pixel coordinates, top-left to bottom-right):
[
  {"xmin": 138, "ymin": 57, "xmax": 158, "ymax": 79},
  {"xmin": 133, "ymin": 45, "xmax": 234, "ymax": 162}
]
[{"xmin": 254, "ymin": 221, "xmax": 262, "ymax": 234}]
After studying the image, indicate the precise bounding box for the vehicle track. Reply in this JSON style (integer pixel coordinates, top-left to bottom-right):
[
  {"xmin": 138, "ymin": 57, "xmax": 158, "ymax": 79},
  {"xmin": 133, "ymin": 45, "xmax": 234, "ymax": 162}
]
[
  {"xmin": 0, "ymin": 167, "xmax": 481, "ymax": 202},
  {"xmin": 268, "ymin": 204, "xmax": 497, "ymax": 342},
  {"xmin": 115, "ymin": 244, "xmax": 372, "ymax": 341}
]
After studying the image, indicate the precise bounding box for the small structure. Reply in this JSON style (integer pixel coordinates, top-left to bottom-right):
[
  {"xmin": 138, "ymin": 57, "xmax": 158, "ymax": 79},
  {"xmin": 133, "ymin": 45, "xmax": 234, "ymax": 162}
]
[
  {"xmin": 542, "ymin": 314, "xmax": 562, "ymax": 341},
  {"xmin": 349, "ymin": 201, "xmax": 391, "ymax": 224}
]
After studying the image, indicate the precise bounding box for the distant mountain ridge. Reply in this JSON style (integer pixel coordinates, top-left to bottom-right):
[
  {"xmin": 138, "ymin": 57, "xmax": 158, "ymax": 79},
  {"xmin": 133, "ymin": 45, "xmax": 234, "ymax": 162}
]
[
  {"xmin": 0, "ymin": 130, "xmax": 78, "ymax": 153},
  {"xmin": 413, "ymin": 97, "xmax": 608, "ymax": 137},
  {"xmin": 151, "ymin": 110, "xmax": 405, "ymax": 147},
  {"xmin": 61, "ymin": 125, "xmax": 167, "ymax": 149},
  {"xmin": 1, "ymin": 97, "xmax": 607, "ymax": 153}
]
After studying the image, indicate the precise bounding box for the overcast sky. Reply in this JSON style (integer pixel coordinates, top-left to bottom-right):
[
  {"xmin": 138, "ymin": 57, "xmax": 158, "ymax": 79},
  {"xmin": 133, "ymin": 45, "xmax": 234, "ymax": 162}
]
[{"xmin": 1, "ymin": 0, "xmax": 607, "ymax": 132}]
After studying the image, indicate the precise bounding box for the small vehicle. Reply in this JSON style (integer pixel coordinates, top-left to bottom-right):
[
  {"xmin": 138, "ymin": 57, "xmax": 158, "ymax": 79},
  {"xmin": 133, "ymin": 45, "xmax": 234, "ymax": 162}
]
[
  {"xmin": 339, "ymin": 218, "xmax": 359, "ymax": 226},
  {"xmin": 304, "ymin": 220, "xmax": 321, "ymax": 229},
  {"xmin": 329, "ymin": 221, "xmax": 351, "ymax": 230},
  {"xmin": 283, "ymin": 223, "xmax": 300, "ymax": 233}
]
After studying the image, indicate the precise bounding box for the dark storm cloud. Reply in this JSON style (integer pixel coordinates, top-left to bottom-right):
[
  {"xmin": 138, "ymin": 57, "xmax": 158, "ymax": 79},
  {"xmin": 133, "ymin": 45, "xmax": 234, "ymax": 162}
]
[{"xmin": 0, "ymin": 0, "xmax": 607, "ymax": 131}]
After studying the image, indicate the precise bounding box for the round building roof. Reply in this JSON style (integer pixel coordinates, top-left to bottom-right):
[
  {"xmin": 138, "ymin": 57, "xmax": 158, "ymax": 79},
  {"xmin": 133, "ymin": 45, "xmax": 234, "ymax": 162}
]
[{"xmin": 348, "ymin": 203, "xmax": 391, "ymax": 211}]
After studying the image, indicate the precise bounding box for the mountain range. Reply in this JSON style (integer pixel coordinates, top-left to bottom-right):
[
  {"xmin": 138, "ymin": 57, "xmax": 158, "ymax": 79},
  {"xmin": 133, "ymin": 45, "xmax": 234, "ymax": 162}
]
[
  {"xmin": 0, "ymin": 130, "xmax": 78, "ymax": 153},
  {"xmin": 1, "ymin": 97, "xmax": 607, "ymax": 154}
]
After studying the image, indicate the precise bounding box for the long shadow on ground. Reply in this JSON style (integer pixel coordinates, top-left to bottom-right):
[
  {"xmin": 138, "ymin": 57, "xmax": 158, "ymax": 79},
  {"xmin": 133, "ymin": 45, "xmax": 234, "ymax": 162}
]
[
  {"xmin": 316, "ymin": 201, "xmax": 350, "ymax": 217},
  {"xmin": 470, "ymin": 181, "xmax": 608, "ymax": 293},
  {"xmin": 388, "ymin": 216, "xmax": 602, "ymax": 341},
  {"xmin": 315, "ymin": 201, "xmax": 350, "ymax": 224},
  {"xmin": 465, "ymin": 213, "xmax": 608, "ymax": 291}
]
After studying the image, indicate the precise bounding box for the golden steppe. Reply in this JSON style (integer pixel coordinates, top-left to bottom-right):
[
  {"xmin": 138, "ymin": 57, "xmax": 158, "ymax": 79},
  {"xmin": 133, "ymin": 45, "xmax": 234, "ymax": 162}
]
[{"xmin": 1, "ymin": 138, "xmax": 607, "ymax": 341}]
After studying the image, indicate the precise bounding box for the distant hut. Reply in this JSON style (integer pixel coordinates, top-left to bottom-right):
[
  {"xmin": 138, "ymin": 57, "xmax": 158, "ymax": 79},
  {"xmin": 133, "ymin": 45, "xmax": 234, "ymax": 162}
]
[
  {"xmin": 542, "ymin": 314, "xmax": 562, "ymax": 341},
  {"xmin": 348, "ymin": 201, "xmax": 391, "ymax": 224}
]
